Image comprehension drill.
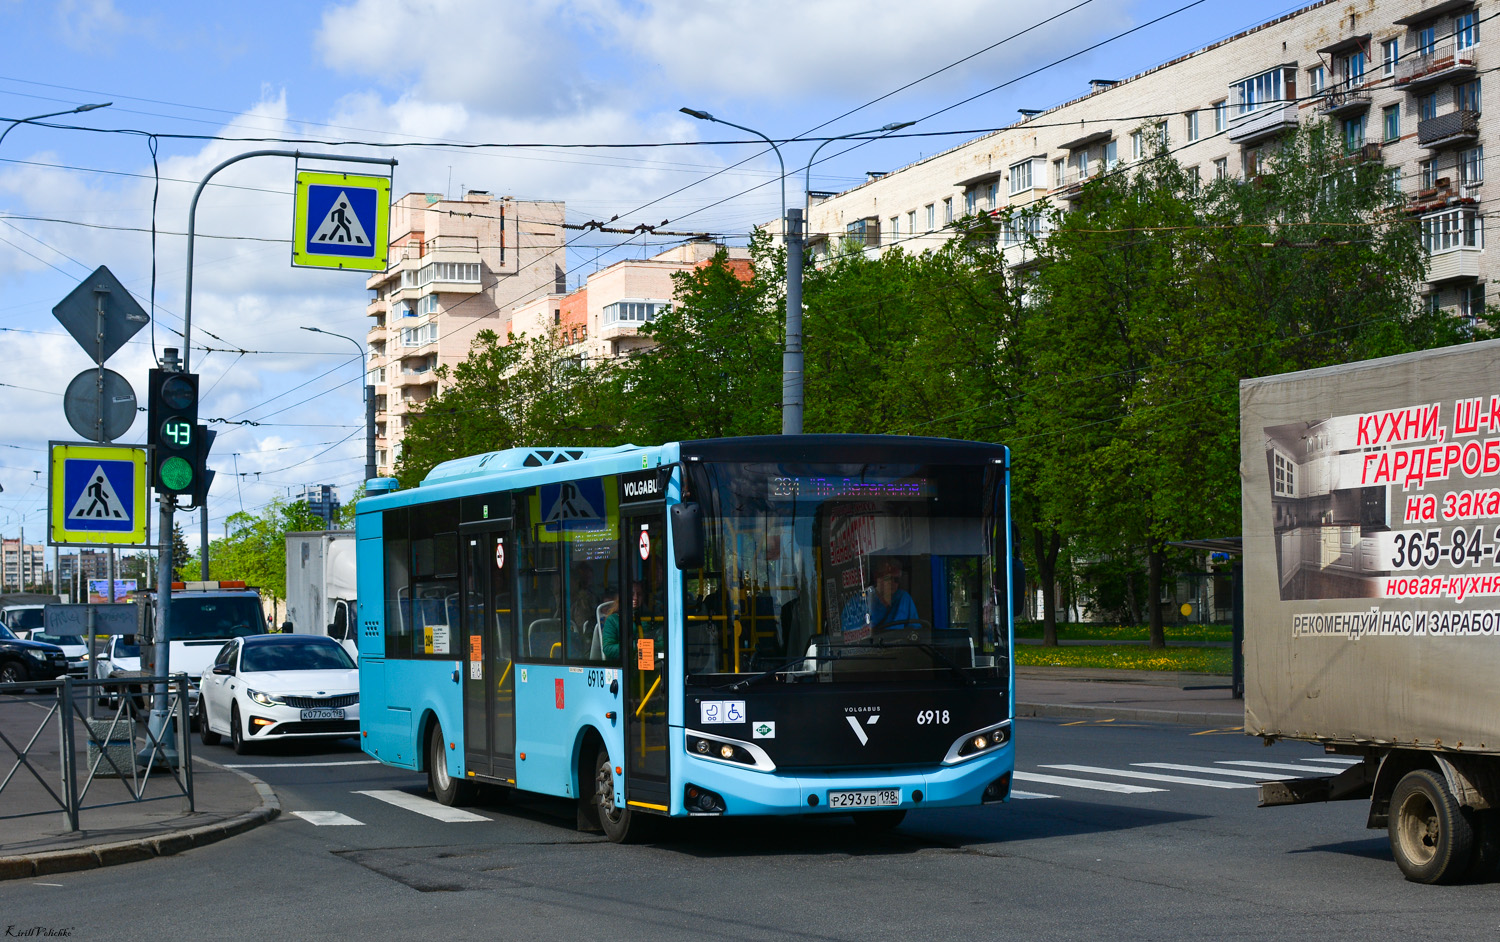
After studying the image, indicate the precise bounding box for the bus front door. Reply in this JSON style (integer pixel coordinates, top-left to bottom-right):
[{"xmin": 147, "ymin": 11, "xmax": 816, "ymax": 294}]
[
  {"xmin": 463, "ymin": 530, "xmax": 517, "ymax": 783},
  {"xmin": 622, "ymin": 510, "xmax": 669, "ymax": 812}
]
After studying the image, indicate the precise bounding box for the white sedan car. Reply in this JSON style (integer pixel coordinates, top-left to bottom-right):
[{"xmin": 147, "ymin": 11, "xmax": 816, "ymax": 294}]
[{"xmin": 197, "ymin": 634, "xmax": 359, "ymax": 754}]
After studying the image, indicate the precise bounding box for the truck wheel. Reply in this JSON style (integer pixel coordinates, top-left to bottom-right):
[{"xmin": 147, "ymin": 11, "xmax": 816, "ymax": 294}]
[{"xmin": 1389, "ymin": 769, "xmax": 1474, "ymax": 884}]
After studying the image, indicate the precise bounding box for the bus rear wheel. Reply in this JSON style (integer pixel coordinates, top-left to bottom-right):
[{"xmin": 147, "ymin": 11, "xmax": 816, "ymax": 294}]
[
  {"xmin": 594, "ymin": 748, "xmax": 652, "ymax": 844},
  {"xmin": 428, "ymin": 722, "xmax": 474, "ymax": 806}
]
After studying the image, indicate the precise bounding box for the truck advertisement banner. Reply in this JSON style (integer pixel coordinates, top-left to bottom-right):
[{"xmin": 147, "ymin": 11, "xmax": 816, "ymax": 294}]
[{"xmin": 1242, "ymin": 340, "xmax": 1500, "ymax": 747}]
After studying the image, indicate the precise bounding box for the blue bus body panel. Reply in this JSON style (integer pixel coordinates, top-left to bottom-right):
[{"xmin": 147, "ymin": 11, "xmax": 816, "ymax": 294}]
[
  {"xmin": 511, "ymin": 662, "xmax": 623, "ymax": 799},
  {"xmin": 361, "ymin": 657, "xmax": 459, "ymax": 771}
]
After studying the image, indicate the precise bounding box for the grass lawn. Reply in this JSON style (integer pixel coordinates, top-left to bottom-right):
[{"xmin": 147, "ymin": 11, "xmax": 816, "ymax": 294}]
[
  {"xmin": 1014, "ymin": 622, "xmax": 1233, "ymax": 643},
  {"xmin": 1014, "ymin": 643, "xmax": 1231, "ymax": 674}
]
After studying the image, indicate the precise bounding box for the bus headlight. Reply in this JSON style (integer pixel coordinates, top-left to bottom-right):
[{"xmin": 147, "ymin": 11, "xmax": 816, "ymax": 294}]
[{"xmin": 945, "ymin": 722, "xmax": 1011, "ymax": 763}]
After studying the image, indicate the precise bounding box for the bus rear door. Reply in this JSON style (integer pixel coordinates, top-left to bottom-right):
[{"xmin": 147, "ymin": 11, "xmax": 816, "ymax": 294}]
[{"xmin": 463, "ymin": 529, "xmax": 517, "ymax": 783}]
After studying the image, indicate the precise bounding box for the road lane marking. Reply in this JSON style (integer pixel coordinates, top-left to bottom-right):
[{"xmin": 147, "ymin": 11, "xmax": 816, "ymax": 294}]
[
  {"xmin": 1041, "ymin": 764, "xmax": 1256, "ymax": 789},
  {"xmin": 1135, "ymin": 763, "xmax": 1296, "ymax": 781},
  {"xmin": 1010, "ymin": 790, "xmax": 1059, "ymax": 800},
  {"xmin": 293, "ymin": 810, "xmax": 365, "ymax": 826},
  {"xmin": 1014, "ymin": 771, "xmax": 1164, "ymax": 794},
  {"xmin": 354, "ymin": 789, "xmax": 491, "ymax": 822},
  {"xmin": 222, "ymin": 760, "xmax": 381, "ymax": 769},
  {"xmin": 1216, "ymin": 760, "xmax": 1351, "ymax": 774},
  {"xmin": 1300, "ymin": 757, "xmax": 1362, "ymax": 766}
]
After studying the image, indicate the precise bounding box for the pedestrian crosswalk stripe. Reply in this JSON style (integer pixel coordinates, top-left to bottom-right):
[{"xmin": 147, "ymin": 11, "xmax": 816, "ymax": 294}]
[
  {"xmin": 1011, "ymin": 790, "xmax": 1059, "ymax": 800},
  {"xmin": 293, "ymin": 810, "xmax": 364, "ymax": 826},
  {"xmin": 354, "ymin": 789, "xmax": 490, "ymax": 822},
  {"xmin": 1014, "ymin": 771, "xmax": 1164, "ymax": 794},
  {"xmin": 1301, "ymin": 756, "xmax": 1361, "ymax": 766},
  {"xmin": 1216, "ymin": 760, "xmax": 1348, "ymax": 774},
  {"xmin": 1135, "ymin": 762, "xmax": 1296, "ymax": 781},
  {"xmin": 1042, "ymin": 764, "xmax": 1256, "ymax": 789}
]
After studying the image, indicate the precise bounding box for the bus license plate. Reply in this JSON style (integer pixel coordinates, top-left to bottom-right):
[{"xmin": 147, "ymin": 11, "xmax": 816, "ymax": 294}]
[
  {"xmin": 827, "ymin": 789, "xmax": 899, "ymax": 808},
  {"xmin": 300, "ymin": 708, "xmax": 344, "ymax": 721}
]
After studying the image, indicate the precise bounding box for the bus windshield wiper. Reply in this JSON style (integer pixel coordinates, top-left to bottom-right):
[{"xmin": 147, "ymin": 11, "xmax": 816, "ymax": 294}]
[
  {"xmin": 870, "ymin": 638, "xmax": 975, "ymax": 686},
  {"xmin": 714, "ymin": 652, "xmax": 847, "ymax": 691}
]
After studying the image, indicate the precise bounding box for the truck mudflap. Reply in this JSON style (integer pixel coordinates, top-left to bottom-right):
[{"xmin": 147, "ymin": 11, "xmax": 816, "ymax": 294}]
[{"xmin": 1258, "ymin": 759, "xmax": 1376, "ymax": 807}]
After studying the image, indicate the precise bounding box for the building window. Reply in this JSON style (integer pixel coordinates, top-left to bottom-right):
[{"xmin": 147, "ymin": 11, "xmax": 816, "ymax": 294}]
[
  {"xmin": 1053, "ymin": 159, "xmax": 1065, "ymax": 187},
  {"xmin": 846, "ymin": 218, "xmax": 878, "ymax": 246},
  {"xmin": 907, "ymin": 210, "xmax": 916, "ymax": 234},
  {"xmin": 417, "ymin": 261, "xmax": 480, "ymax": 287},
  {"xmin": 1421, "ymin": 159, "xmax": 1438, "ymax": 190},
  {"xmin": 1456, "ymin": 11, "xmax": 1480, "ymax": 51},
  {"xmin": 1009, "ymin": 159, "xmax": 1034, "ymax": 194},
  {"xmin": 1214, "ymin": 157, "xmax": 1228, "ymax": 180},
  {"xmin": 1104, "ymin": 139, "xmax": 1118, "ymax": 167},
  {"xmin": 1418, "ymin": 92, "xmax": 1438, "ymax": 122},
  {"xmin": 1340, "ymin": 50, "xmax": 1366, "ymax": 85},
  {"xmin": 1462, "ymin": 284, "xmax": 1486, "ymax": 324},
  {"xmin": 1309, "ymin": 66, "xmax": 1326, "ymax": 94},
  {"xmin": 1459, "ymin": 145, "xmax": 1484, "ymax": 185},
  {"xmin": 1385, "ymin": 165, "xmax": 1403, "ymax": 195},
  {"xmin": 1187, "ymin": 166, "xmax": 1201, "ymax": 194},
  {"xmin": 943, "ymin": 197, "xmax": 954, "ymax": 224},
  {"xmin": 889, "ymin": 215, "xmax": 899, "ymax": 239},
  {"xmin": 964, "ymin": 189, "xmax": 977, "ymax": 216},
  {"xmin": 1344, "ymin": 113, "xmax": 1367, "ymax": 152},
  {"xmin": 925, "ymin": 203, "xmax": 935, "ymax": 230},
  {"xmin": 1131, "ymin": 129, "xmax": 1144, "ymax": 160},
  {"xmin": 1383, "ymin": 104, "xmax": 1401, "ymax": 142},
  {"xmin": 1213, "ymin": 100, "xmax": 1228, "ymax": 132},
  {"xmin": 603, "ymin": 300, "xmax": 669, "ymax": 326},
  {"xmin": 1457, "ymin": 79, "xmax": 1482, "ymax": 114},
  {"xmin": 1417, "ymin": 25, "xmax": 1437, "ymax": 57},
  {"xmin": 1382, "ymin": 39, "xmax": 1399, "ymax": 77},
  {"xmin": 1232, "ymin": 67, "xmax": 1287, "ymax": 115},
  {"xmin": 1420, "ymin": 207, "xmax": 1482, "ymax": 253},
  {"xmin": 985, "ymin": 182, "xmax": 997, "ymax": 210},
  {"xmin": 418, "ymin": 294, "xmax": 439, "ymax": 315},
  {"xmin": 1423, "ymin": 292, "xmax": 1442, "ymax": 316},
  {"xmin": 400, "ymin": 323, "xmax": 438, "ymax": 347},
  {"xmin": 1185, "ymin": 110, "xmax": 1199, "ymax": 142},
  {"xmin": 1002, "ymin": 214, "xmax": 1042, "ymax": 247}
]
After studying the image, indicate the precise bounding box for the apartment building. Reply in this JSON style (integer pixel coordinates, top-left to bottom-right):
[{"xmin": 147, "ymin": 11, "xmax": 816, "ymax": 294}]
[
  {"xmin": 807, "ymin": 0, "xmax": 1489, "ymax": 318},
  {"xmin": 2, "ymin": 538, "xmax": 45, "ymax": 592},
  {"xmin": 366, "ymin": 191, "xmax": 567, "ymax": 476},
  {"xmin": 506, "ymin": 240, "xmax": 753, "ymax": 363}
]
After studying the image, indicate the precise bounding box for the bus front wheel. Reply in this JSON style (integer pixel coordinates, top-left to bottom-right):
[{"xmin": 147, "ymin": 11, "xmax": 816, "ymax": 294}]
[{"xmin": 594, "ymin": 748, "xmax": 652, "ymax": 844}]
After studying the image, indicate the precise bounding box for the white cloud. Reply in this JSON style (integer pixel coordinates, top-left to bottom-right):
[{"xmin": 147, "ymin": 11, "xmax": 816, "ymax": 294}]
[{"xmin": 54, "ymin": 0, "xmax": 137, "ymax": 51}]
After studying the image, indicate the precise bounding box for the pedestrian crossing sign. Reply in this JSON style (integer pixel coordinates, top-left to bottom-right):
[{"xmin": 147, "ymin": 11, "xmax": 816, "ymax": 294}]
[
  {"xmin": 291, "ymin": 170, "xmax": 391, "ymax": 272},
  {"xmin": 49, "ymin": 442, "xmax": 148, "ymax": 546}
]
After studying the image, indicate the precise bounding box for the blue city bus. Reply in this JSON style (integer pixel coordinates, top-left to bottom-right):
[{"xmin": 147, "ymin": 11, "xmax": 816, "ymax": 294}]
[{"xmin": 356, "ymin": 435, "xmax": 1018, "ymax": 841}]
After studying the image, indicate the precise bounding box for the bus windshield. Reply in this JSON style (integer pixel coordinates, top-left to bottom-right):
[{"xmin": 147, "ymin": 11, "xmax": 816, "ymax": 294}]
[{"xmin": 684, "ymin": 460, "xmax": 1007, "ymax": 685}]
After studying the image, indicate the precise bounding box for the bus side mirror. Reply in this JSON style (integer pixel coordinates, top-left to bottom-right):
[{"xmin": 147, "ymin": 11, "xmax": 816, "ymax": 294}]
[
  {"xmin": 1011, "ymin": 556, "xmax": 1027, "ymax": 618},
  {"xmin": 671, "ymin": 503, "xmax": 704, "ymax": 570}
]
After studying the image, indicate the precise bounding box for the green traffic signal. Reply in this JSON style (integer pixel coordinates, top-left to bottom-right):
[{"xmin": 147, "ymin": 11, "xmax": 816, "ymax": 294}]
[{"xmin": 159, "ymin": 455, "xmax": 194, "ymax": 491}]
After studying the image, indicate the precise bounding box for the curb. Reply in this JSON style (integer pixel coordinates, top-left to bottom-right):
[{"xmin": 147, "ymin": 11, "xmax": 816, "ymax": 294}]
[
  {"xmin": 0, "ymin": 757, "xmax": 280, "ymax": 881},
  {"xmin": 1017, "ymin": 701, "xmax": 1244, "ymax": 728}
]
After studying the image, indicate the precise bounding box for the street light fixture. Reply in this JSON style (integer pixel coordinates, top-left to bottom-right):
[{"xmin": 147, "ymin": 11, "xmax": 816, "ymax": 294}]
[
  {"xmin": 301, "ymin": 325, "xmax": 377, "ymax": 485},
  {"xmin": 0, "ymin": 102, "xmax": 112, "ymax": 150}
]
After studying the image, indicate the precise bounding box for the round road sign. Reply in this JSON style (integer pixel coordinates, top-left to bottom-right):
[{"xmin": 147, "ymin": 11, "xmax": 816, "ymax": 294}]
[{"xmin": 63, "ymin": 368, "xmax": 137, "ymax": 443}]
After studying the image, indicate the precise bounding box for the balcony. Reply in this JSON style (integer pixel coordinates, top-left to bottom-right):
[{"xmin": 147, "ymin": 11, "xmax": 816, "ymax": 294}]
[
  {"xmin": 366, "ymin": 323, "xmax": 386, "ymax": 343},
  {"xmin": 1227, "ymin": 102, "xmax": 1299, "ymax": 146},
  {"xmin": 1428, "ymin": 246, "xmax": 1484, "ymax": 282},
  {"xmin": 1316, "ymin": 85, "xmax": 1371, "ymax": 117},
  {"xmin": 1396, "ymin": 40, "xmax": 1478, "ymax": 90},
  {"xmin": 1418, "ymin": 110, "xmax": 1480, "ymax": 149}
]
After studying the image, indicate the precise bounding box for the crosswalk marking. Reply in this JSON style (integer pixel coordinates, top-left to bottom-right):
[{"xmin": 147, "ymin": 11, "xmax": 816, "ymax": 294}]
[
  {"xmin": 1011, "ymin": 789, "xmax": 1059, "ymax": 800},
  {"xmin": 223, "ymin": 760, "xmax": 380, "ymax": 769},
  {"xmin": 1216, "ymin": 760, "xmax": 1348, "ymax": 775},
  {"xmin": 1301, "ymin": 756, "xmax": 1362, "ymax": 766},
  {"xmin": 1135, "ymin": 763, "xmax": 1296, "ymax": 781},
  {"xmin": 1042, "ymin": 764, "xmax": 1256, "ymax": 789},
  {"xmin": 293, "ymin": 810, "xmax": 365, "ymax": 826},
  {"xmin": 354, "ymin": 789, "xmax": 490, "ymax": 822},
  {"xmin": 1014, "ymin": 771, "xmax": 1165, "ymax": 794}
]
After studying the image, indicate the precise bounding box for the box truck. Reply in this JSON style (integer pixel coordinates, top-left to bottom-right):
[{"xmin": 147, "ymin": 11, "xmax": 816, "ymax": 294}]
[
  {"xmin": 284, "ymin": 530, "xmax": 357, "ymax": 658},
  {"xmin": 1242, "ymin": 339, "xmax": 1500, "ymax": 883}
]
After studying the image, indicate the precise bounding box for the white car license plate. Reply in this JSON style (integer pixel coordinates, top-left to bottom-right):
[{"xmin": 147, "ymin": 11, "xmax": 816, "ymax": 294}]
[
  {"xmin": 827, "ymin": 788, "xmax": 900, "ymax": 808},
  {"xmin": 300, "ymin": 708, "xmax": 345, "ymax": 721}
]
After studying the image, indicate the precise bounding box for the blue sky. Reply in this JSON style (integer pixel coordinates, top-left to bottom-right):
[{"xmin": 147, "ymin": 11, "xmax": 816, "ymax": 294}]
[{"xmin": 0, "ymin": 0, "xmax": 1312, "ymax": 558}]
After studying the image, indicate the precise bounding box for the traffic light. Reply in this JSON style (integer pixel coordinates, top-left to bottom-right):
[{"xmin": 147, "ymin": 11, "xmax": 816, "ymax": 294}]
[
  {"xmin": 147, "ymin": 368, "xmax": 200, "ymax": 496},
  {"xmin": 188, "ymin": 429, "xmax": 217, "ymax": 508}
]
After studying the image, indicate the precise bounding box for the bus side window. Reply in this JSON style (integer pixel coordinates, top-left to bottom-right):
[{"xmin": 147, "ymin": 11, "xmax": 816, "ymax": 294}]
[
  {"xmin": 518, "ymin": 519, "xmax": 562, "ymax": 660},
  {"xmin": 384, "ymin": 507, "xmax": 411, "ymax": 657}
]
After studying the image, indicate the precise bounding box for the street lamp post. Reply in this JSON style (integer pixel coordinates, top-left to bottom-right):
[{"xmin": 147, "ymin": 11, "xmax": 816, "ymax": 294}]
[
  {"xmin": 681, "ymin": 108, "xmax": 807, "ymax": 434},
  {"xmin": 0, "ymin": 102, "xmax": 112, "ymax": 150},
  {"xmin": 301, "ymin": 326, "xmax": 377, "ymax": 485}
]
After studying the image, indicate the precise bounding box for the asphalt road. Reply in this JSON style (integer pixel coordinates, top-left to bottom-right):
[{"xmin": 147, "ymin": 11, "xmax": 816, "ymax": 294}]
[{"xmin": 4, "ymin": 720, "xmax": 1497, "ymax": 941}]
